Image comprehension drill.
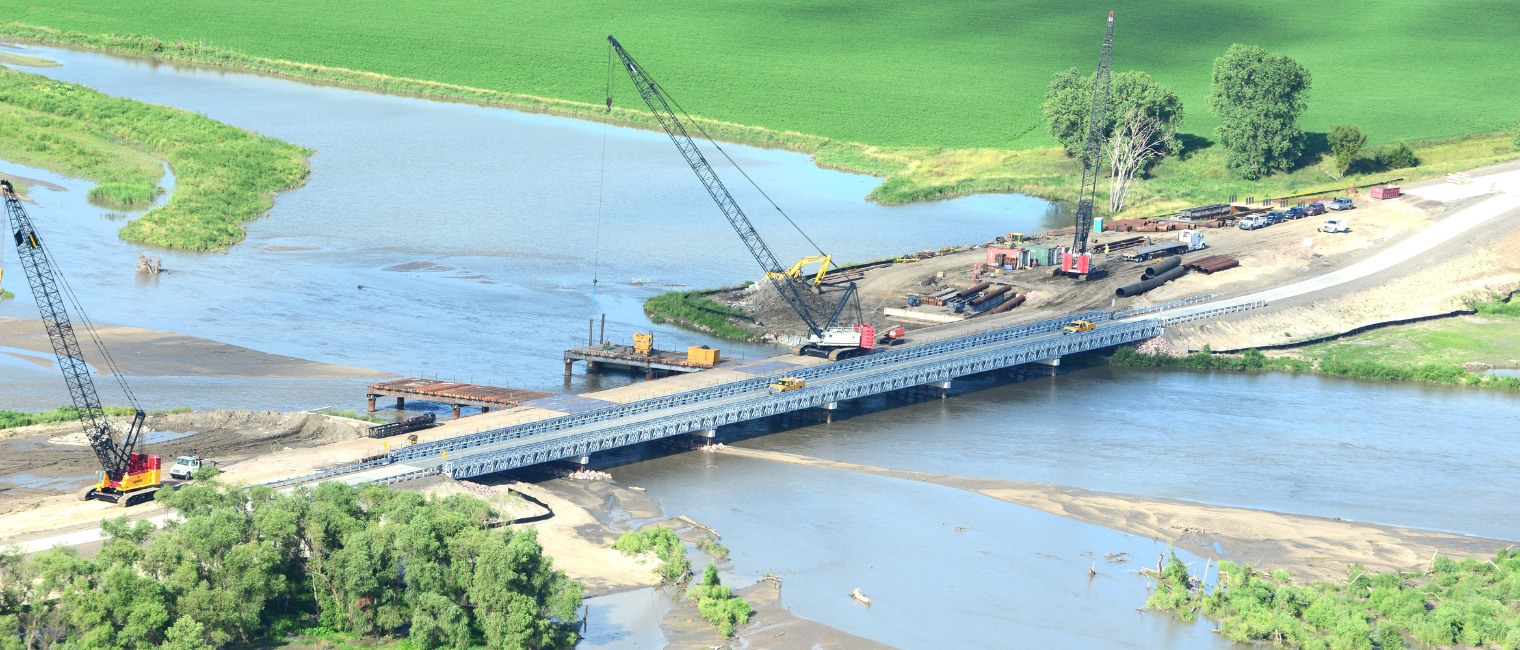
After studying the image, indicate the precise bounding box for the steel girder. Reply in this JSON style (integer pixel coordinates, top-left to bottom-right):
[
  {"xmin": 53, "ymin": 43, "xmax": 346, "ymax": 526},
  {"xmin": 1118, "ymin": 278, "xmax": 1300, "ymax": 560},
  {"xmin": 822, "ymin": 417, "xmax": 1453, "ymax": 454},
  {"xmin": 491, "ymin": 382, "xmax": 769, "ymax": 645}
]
[
  {"xmin": 391, "ymin": 309, "xmax": 1113, "ymax": 463},
  {"xmin": 437, "ymin": 318, "xmax": 1160, "ymax": 478}
]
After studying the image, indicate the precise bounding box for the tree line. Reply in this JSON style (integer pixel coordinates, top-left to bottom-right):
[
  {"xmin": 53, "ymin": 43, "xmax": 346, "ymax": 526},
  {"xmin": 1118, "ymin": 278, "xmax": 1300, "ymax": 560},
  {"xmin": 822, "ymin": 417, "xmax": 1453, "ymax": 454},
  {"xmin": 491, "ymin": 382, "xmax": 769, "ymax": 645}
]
[
  {"xmin": 0, "ymin": 472, "xmax": 583, "ymax": 650},
  {"xmin": 1042, "ymin": 43, "xmax": 1434, "ymax": 212}
]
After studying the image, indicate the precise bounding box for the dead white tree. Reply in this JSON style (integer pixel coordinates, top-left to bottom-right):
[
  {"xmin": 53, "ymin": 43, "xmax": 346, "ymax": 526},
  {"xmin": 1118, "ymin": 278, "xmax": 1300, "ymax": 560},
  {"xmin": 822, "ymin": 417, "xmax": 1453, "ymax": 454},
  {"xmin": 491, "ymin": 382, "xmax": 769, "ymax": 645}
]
[{"xmin": 1108, "ymin": 111, "xmax": 1164, "ymax": 213}]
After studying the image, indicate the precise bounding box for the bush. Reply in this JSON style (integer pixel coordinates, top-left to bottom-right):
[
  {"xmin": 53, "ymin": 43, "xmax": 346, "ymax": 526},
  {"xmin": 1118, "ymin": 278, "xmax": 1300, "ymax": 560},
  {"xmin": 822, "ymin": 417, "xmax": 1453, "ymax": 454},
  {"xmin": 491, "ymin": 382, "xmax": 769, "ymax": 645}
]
[
  {"xmin": 1148, "ymin": 551, "xmax": 1520, "ymax": 649},
  {"xmin": 1378, "ymin": 142, "xmax": 1420, "ymax": 170},
  {"xmin": 687, "ymin": 564, "xmax": 752, "ymax": 637},
  {"xmin": 0, "ymin": 405, "xmax": 138, "ymax": 430},
  {"xmin": 613, "ymin": 527, "xmax": 691, "ymax": 582}
]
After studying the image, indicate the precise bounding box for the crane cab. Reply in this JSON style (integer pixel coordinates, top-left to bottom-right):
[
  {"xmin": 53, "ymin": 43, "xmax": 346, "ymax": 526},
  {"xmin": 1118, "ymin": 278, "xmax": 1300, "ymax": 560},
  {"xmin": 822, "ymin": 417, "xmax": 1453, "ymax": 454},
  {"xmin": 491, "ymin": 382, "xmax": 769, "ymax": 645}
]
[{"xmin": 82, "ymin": 453, "xmax": 164, "ymax": 507}]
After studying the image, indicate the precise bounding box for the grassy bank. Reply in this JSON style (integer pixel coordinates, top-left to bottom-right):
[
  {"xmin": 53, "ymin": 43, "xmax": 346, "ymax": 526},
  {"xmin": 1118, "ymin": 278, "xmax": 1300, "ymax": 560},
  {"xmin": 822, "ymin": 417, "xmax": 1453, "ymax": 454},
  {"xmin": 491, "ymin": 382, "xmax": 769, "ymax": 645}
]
[
  {"xmin": 644, "ymin": 289, "xmax": 762, "ymax": 341},
  {"xmin": 1, "ymin": 23, "xmax": 1516, "ymax": 217},
  {"xmin": 1148, "ymin": 550, "xmax": 1520, "ymax": 649},
  {"xmin": 0, "ymin": 66, "xmax": 311, "ymax": 249},
  {"xmin": 3, "ymin": 2, "xmax": 1517, "ymax": 148},
  {"xmin": 1111, "ymin": 344, "xmax": 1520, "ymax": 392},
  {"xmin": 613, "ymin": 527, "xmax": 690, "ymax": 582},
  {"xmin": 0, "ymin": 405, "xmax": 190, "ymax": 430},
  {"xmin": 1113, "ymin": 296, "xmax": 1520, "ymax": 391}
]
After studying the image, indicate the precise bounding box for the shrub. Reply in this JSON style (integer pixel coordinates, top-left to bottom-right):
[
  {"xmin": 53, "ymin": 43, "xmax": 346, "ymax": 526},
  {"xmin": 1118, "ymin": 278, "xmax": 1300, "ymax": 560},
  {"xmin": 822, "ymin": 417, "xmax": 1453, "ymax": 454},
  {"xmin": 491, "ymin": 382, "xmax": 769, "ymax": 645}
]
[
  {"xmin": 687, "ymin": 564, "xmax": 752, "ymax": 637},
  {"xmin": 1379, "ymin": 143, "xmax": 1420, "ymax": 170},
  {"xmin": 613, "ymin": 527, "xmax": 691, "ymax": 582},
  {"xmin": 644, "ymin": 290, "xmax": 761, "ymax": 340}
]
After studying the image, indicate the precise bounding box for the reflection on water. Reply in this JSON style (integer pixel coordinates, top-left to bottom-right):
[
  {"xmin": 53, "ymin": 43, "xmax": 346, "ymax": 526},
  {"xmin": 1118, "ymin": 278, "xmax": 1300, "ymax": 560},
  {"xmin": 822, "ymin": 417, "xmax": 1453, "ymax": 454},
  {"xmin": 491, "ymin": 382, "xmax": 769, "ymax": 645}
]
[{"xmin": 0, "ymin": 43, "xmax": 1063, "ymax": 414}]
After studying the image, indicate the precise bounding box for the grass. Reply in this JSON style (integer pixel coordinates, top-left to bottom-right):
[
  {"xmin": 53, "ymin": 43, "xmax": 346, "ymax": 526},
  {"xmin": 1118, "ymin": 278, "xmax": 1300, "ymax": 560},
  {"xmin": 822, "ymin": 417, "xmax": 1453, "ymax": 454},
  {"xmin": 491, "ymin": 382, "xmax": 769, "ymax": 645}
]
[
  {"xmin": 1289, "ymin": 299, "xmax": 1520, "ymax": 370},
  {"xmin": 0, "ymin": 288, "xmax": 12, "ymax": 299},
  {"xmin": 0, "ymin": 405, "xmax": 188, "ymax": 430},
  {"xmin": 644, "ymin": 289, "xmax": 763, "ymax": 341},
  {"xmin": 0, "ymin": 67, "xmax": 311, "ymax": 249},
  {"xmin": 1110, "ymin": 296, "xmax": 1520, "ymax": 392},
  {"xmin": 86, "ymin": 181, "xmax": 158, "ymax": 207},
  {"xmin": 0, "ymin": 51, "xmax": 58, "ymax": 67},
  {"xmin": 613, "ymin": 527, "xmax": 691, "ymax": 582},
  {"xmin": 1148, "ymin": 550, "xmax": 1520, "ymax": 649},
  {"xmin": 316, "ymin": 408, "xmax": 385, "ymax": 424},
  {"xmin": 1, "ymin": 21, "xmax": 1517, "ymax": 217},
  {"xmin": 2, "ymin": 1, "xmax": 1517, "ymax": 149}
]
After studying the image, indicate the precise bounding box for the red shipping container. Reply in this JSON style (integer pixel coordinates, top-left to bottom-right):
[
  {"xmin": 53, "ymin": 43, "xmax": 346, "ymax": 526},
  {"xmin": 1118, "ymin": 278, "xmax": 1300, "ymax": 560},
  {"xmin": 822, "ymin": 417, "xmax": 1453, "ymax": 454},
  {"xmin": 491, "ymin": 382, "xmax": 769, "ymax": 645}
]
[{"xmin": 1370, "ymin": 186, "xmax": 1401, "ymax": 199}]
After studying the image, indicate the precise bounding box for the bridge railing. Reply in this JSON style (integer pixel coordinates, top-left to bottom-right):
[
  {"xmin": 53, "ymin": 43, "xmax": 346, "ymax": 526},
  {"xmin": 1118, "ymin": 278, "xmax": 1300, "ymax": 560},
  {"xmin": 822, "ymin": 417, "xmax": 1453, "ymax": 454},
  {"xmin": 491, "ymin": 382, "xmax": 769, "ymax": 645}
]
[
  {"xmin": 1112, "ymin": 295, "xmax": 1214, "ymax": 320},
  {"xmin": 388, "ymin": 310, "xmax": 1111, "ymax": 463},
  {"xmin": 438, "ymin": 318, "xmax": 1161, "ymax": 478},
  {"xmin": 1159, "ymin": 300, "xmax": 1266, "ymax": 326}
]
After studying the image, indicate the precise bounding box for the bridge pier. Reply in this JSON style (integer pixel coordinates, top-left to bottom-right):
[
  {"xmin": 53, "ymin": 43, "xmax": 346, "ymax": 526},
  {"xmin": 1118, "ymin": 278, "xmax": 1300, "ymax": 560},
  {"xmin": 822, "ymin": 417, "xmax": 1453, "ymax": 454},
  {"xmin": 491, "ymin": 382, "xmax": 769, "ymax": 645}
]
[
  {"xmin": 691, "ymin": 428, "xmax": 717, "ymax": 439},
  {"xmin": 1034, "ymin": 357, "xmax": 1061, "ymax": 376},
  {"xmin": 928, "ymin": 380, "xmax": 951, "ymax": 399},
  {"xmin": 817, "ymin": 401, "xmax": 838, "ymax": 423}
]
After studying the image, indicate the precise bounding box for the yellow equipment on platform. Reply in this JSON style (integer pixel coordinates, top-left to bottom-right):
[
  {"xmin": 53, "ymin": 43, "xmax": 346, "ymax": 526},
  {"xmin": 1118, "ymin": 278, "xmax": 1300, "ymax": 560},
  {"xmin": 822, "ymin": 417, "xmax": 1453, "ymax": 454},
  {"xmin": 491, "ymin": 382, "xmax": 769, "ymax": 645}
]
[
  {"xmin": 1007, "ymin": 233, "xmax": 1030, "ymax": 245},
  {"xmin": 769, "ymin": 377, "xmax": 806, "ymax": 393},
  {"xmin": 766, "ymin": 254, "xmax": 833, "ymax": 286},
  {"xmin": 633, "ymin": 333, "xmax": 654, "ymax": 355},
  {"xmin": 687, "ymin": 346, "xmax": 721, "ymax": 366}
]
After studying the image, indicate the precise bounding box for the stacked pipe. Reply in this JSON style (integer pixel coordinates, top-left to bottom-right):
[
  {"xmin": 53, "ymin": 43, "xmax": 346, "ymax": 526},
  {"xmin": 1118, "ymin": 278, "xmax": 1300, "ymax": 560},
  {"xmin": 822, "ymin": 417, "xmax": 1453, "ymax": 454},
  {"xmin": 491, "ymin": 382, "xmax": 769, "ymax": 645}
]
[
  {"xmin": 1184, "ymin": 255, "xmax": 1240, "ymax": 274},
  {"xmin": 1141, "ymin": 256, "xmax": 1182, "ymax": 280},
  {"xmin": 957, "ymin": 282, "xmax": 991, "ymax": 300},
  {"xmin": 969, "ymin": 284, "xmax": 1011, "ymax": 306},
  {"xmin": 1115, "ymin": 265, "xmax": 1188, "ymax": 297},
  {"xmin": 988, "ymin": 293, "xmax": 1026, "ymax": 314}
]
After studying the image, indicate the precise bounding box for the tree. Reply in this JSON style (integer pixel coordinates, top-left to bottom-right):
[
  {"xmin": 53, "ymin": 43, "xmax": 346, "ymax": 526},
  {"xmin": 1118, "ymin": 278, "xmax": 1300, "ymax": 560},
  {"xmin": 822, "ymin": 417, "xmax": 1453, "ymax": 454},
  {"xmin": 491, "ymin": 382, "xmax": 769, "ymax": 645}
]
[
  {"xmin": 1044, "ymin": 69, "xmax": 1184, "ymax": 212},
  {"xmin": 1043, "ymin": 69, "xmax": 1184, "ymax": 158},
  {"xmin": 1207, "ymin": 44, "xmax": 1312, "ymax": 179},
  {"xmin": 1326, "ymin": 125, "xmax": 1367, "ymax": 179},
  {"xmin": 1512, "ymin": 117, "xmax": 1520, "ymax": 148}
]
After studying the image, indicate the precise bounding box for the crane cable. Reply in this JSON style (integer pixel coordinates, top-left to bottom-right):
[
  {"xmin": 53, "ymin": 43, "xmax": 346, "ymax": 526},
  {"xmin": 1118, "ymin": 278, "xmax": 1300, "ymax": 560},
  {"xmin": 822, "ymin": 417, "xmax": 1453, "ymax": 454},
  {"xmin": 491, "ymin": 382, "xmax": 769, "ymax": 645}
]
[
  {"xmin": 4, "ymin": 199, "xmax": 140, "ymax": 411},
  {"xmin": 590, "ymin": 42, "xmax": 612, "ymax": 300},
  {"xmin": 643, "ymin": 73, "xmax": 836, "ymax": 269}
]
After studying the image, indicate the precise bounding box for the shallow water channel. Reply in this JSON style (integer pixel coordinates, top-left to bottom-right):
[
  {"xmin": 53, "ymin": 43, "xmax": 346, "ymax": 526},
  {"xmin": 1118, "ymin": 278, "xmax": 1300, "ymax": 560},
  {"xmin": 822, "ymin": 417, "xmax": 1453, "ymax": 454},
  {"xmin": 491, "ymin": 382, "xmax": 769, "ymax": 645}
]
[{"xmin": 1, "ymin": 44, "xmax": 1517, "ymax": 649}]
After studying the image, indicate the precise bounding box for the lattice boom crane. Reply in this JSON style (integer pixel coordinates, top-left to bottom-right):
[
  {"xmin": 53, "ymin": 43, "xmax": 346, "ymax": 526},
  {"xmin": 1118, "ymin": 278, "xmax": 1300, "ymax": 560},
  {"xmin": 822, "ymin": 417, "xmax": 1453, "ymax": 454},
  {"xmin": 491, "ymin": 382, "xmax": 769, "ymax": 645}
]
[
  {"xmin": 608, "ymin": 36, "xmax": 874, "ymax": 360},
  {"xmin": 2, "ymin": 180, "xmax": 163, "ymax": 506},
  {"xmin": 1058, "ymin": 11, "xmax": 1115, "ymax": 281}
]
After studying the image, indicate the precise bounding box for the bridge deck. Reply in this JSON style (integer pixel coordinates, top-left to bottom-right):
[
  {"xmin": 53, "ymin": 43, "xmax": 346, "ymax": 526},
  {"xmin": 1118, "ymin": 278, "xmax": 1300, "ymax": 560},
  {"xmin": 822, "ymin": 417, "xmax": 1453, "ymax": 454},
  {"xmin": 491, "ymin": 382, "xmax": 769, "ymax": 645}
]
[{"xmin": 275, "ymin": 307, "xmax": 1196, "ymax": 488}]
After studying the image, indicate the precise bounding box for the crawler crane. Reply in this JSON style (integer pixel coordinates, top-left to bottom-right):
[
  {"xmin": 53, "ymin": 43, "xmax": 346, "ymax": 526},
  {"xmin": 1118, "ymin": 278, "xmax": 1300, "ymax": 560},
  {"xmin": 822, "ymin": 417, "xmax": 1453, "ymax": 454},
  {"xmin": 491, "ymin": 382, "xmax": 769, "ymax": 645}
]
[{"xmin": 3, "ymin": 180, "xmax": 163, "ymax": 506}]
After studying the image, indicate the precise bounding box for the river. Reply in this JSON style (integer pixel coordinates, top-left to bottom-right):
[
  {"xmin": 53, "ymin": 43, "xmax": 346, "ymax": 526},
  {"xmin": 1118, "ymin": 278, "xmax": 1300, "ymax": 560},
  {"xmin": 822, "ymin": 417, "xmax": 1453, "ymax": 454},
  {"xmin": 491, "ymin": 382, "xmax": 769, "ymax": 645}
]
[{"xmin": 3, "ymin": 43, "xmax": 1518, "ymax": 650}]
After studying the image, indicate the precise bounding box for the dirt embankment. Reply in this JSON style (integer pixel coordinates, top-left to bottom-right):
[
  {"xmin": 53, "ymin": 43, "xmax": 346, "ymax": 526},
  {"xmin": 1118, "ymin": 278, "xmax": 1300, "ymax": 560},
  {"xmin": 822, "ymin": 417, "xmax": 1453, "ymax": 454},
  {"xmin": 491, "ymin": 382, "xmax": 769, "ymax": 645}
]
[
  {"xmin": 0, "ymin": 317, "xmax": 387, "ymax": 377},
  {"xmin": 719, "ymin": 447, "xmax": 1514, "ymax": 583},
  {"xmin": 0, "ymin": 410, "xmax": 373, "ymax": 518}
]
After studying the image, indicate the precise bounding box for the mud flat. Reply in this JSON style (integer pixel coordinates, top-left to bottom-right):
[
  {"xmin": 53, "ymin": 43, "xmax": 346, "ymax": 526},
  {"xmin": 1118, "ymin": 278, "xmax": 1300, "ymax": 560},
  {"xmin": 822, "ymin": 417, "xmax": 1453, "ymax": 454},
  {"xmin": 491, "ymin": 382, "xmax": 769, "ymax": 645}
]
[
  {"xmin": 0, "ymin": 317, "xmax": 386, "ymax": 378},
  {"xmin": 719, "ymin": 447, "xmax": 1515, "ymax": 583}
]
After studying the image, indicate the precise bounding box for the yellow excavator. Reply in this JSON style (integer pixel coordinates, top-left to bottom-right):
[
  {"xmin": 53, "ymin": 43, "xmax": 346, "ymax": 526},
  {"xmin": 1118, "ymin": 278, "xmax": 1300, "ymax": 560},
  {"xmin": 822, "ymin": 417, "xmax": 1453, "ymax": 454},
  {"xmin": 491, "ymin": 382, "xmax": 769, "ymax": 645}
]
[{"xmin": 766, "ymin": 254, "xmax": 833, "ymax": 286}]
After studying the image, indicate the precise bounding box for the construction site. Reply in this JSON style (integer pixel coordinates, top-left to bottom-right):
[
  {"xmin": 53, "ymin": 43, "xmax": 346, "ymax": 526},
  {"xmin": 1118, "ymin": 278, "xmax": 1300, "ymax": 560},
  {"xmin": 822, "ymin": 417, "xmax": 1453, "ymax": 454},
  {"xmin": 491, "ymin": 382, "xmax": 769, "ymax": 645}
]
[{"xmin": 0, "ymin": 15, "xmax": 1518, "ymax": 650}]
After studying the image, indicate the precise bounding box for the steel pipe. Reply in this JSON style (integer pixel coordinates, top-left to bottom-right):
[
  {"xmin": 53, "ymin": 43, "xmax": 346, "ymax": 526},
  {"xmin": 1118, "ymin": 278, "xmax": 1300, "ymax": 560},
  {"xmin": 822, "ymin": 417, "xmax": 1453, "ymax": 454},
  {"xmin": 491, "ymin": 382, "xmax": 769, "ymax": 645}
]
[
  {"xmin": 1116, "ymin": 265, "xmax": 1188, "ymax": 297},
  {"xmin": 1141, "ymin": 256, "xmax": 1182, "ymax": 280}
]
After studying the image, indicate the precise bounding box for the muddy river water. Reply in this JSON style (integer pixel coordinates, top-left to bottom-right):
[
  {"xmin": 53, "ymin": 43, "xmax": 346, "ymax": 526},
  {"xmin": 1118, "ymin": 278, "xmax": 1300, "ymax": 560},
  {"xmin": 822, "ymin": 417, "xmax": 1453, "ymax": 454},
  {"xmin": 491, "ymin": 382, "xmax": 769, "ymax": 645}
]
[{"xmin": 2, "ymin": 45, "xmax": 1518, "ymax": 649}]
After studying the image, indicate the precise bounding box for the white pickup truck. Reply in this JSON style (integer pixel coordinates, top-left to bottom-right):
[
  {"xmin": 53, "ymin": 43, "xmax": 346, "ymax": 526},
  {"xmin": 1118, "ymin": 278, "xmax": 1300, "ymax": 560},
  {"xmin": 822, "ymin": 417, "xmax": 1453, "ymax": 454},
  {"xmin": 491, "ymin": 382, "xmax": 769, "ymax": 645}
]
[{"xmin": 1321, "ymin": 218, "xmax": 1350, "ymax": 233}]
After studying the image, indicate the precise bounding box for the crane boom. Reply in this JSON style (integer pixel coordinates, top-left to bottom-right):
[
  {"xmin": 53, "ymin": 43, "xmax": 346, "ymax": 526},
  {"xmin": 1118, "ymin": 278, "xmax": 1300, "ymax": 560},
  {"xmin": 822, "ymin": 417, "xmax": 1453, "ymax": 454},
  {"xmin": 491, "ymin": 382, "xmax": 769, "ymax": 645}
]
[
  {"xmin": 607, "ymin": 36, "xmax": 854, "ymax": 340},
  {"xmin": 3, "ymin": 180, "xmax": 158, "ymax": 503},
  {"xmin": 1059, "ymin": 11, "xmax": 1115, "ymax": 279}
]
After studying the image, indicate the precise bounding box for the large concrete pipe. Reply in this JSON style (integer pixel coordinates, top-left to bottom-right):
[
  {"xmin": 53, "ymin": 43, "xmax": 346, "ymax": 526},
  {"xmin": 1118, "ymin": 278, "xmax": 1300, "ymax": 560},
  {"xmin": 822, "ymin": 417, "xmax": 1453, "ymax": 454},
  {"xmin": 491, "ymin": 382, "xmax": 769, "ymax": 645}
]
[
  {"xmin": 1116, "ymin": 265, "xmax": 1188, "ymax": 298},
  {"xmin": 1141, "ymin": 256, "xmax": 1182, "ymax": 280},
  {"xmin": 958, "ymin": 282, "xmax": 991, "ymax": 299},
  {"xmin": 989, "ymin": 293, "xmax": 1026, "ymax": 314},
  {"xmin": 969, "ymin": 285, "xmax": 1011, "ymax": 306}
]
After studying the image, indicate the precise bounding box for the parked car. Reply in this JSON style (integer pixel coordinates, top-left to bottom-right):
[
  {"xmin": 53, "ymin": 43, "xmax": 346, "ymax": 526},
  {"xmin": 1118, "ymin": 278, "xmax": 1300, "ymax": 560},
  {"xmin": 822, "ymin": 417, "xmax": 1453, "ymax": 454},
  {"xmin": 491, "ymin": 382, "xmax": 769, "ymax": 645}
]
[
  {"xmin": 1264, "ymin": 211, "xmax": 1287, "ymax": 225},
  {"xmin": 1283, "ymin": 206, "xmax": 1307, "ymax": 220},
  {"xmin": 1327, "ymin": 197, "xmax": 1355, "ymax": 211},
  {"xmin": 1237, "ymin": 215, "xmax": 1268, "ymax": 230},
  {"xmin": 1321, "ymin": 218, "xmax": 1350, "ymax": 233},
  {"xmin": 1305, "ymin": 202, "xmax": 1327, "ymax": 216}
]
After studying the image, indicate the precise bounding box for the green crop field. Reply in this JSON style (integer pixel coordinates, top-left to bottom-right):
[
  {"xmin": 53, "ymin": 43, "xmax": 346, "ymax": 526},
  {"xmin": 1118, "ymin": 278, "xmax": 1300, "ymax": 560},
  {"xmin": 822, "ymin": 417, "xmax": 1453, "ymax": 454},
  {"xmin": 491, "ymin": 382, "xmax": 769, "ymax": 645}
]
[{"xmin": 2, "ymin": 0, "xmax": 1517, "ymax": 151}]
